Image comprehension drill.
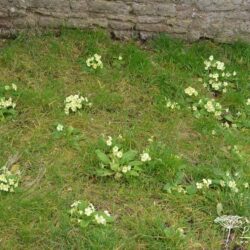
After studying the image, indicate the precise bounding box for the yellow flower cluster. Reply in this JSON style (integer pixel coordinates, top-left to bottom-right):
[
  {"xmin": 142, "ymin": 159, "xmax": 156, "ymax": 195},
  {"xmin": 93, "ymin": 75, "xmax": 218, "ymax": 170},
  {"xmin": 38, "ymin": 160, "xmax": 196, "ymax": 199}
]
[
  {"xmin": 203, "ymin": 55, "xmax": 236, "ymax": 93},
  {"xmin": 86, "ymin": 54, "xmax": 103, "ymax": 69},
  {"xmin": 0, "ymin": 166, "xmax": 20, "ymax": 193}
]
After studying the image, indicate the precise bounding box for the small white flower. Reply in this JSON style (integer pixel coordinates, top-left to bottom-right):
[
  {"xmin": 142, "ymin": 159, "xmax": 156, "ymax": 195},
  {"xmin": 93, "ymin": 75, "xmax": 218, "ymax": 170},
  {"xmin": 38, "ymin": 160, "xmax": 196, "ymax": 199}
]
[
  {"xmin": 112, "ymin": 146, "xmax": 119, "ymax": 154},
  {"xmin": 202, "ymin": 179, "xmax": 212, "ymax": 188},
  {"xmin": 118, "ymin": 55, "xmax": 123, "ymax": 61},
  {"xmin": 196, "ymin": 182, "xmax": 203, "ymax": 189},
  {"xmin": 116, "ymin": 151, "xmax": 123, "ymax": 159},
  {"xmin": 243, "ymin": 182, "xmax": 249, "ymax": 188},
  {"xmin": 12, "ymin": 84, "xmax": 17, "ymax": 91},
  {"xmin": 71, "ymin": 201, "xmax": 81, "ymax": 208},
  {"xmin": 122, "ymin": 166, "xmax": 129, "ymax": 173},
  {"xmin": 84, "ymin": 206, "xmax": 94, "ymax": 216},
  {"xmin": 95, "ymin": 214, "xmax": 106, "ymax": 225},
  {"xmin": 209, "ymin": 55, "xmax": 214, "ymax": 61},
  {"xmin": 148, "ymin": 136, "xmax": 154, "ymax": 143},
  {"xmin": 140, "ymin": 152, "xmax": 151, "ymax": 162},
  {"xmin": 184, "ymin": 87, "xmax": 198, "ymax": 97},
  {"xmin": 220, "ymin": 180, "xmax": 225, "ymax": 187},
  {"xmin": 246, "ymin": 98, "xmax": 250, "ymax": 106},
  {"xmin": 228, "ymin": 180, "xmax": 237, "ymax": 189},
  {"xmin": 104, "ymin": 210, "xmax": 111, "ymax": 217},
  {"xmin": 56, "ymin": 124, "xmax": 64, "ymax": 132},
  {"xmin": 106, "ymin": 136, "xmax": 112, "ymax": 146},
  {"xmin": 212, "ymin": 130, "xmax": 216, "ymax": 135}
]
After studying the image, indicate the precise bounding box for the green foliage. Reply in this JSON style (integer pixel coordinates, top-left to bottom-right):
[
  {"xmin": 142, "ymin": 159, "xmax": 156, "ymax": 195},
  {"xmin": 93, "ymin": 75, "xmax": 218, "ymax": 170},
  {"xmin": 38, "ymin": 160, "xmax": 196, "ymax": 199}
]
[
  {"xmin": 95, "ymin": 136, "xmax": 148, "ymax": 179},
  {"xmin": 0, "ymin": 29, "xmax": 249, "ymax": 249}
]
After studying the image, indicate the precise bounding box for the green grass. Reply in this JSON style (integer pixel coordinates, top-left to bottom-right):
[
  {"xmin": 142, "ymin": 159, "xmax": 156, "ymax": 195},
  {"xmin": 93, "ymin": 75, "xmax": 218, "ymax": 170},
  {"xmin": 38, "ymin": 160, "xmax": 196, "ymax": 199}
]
[{"xmin": 0, "ymin": 28, "xmax": 249, "ymax": 250}]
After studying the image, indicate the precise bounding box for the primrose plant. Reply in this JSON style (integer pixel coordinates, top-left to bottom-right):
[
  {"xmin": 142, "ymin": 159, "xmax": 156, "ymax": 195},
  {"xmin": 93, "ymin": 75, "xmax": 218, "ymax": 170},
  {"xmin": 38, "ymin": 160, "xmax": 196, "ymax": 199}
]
[
  {"xmin": 95, "ymin": 136, "xmax": 152, "ymax": 179},
  {"xmin": 69, "ymin": 200, "xmax": 113, "ymax": 228},
  {"xmin": 64, "ymin": 94, "xmax": 92, "ymax": 115},
  {"xmin": 86, "ymin": 54, "xmax": 103, "ymax": 70},
  {"xmin": 0, "ymin": 165, "xmax": 20, "ymax": 193},
  {"xmin": 53, "ymin": 124, "xmax": 85, "ymax": 151},
  {"xmin": 0, "ymin": 84, "xmax": 18, "ymax": 119},
  {"xmin": 203, "ymin": 55, "xmax": 237, "ymax": 95}
]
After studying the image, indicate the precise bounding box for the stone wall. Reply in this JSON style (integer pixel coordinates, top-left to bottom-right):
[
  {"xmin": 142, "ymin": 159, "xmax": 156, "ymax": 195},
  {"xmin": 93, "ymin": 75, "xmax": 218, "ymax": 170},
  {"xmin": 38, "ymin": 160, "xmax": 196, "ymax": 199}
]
[{"xmin": 0, "ymin": 0, "xmax": 250, "ymax": 42}]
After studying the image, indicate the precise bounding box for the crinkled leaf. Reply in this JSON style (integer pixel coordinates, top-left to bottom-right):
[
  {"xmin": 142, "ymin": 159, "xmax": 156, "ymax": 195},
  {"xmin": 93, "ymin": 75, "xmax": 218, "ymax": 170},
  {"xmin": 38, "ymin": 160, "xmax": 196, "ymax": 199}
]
[
  {"xmin": 224, "ymin": 115, "xmax": 234, "ymax": 122},
  {"xmin": 127, "ymin": 170, "xmax": 139, "ymax": 176},
  {"xmin": 80, "ymin": 220, "xmax": 90, "ymax": 228},
  {"xmin": 129, "ymin": 161, "xmax": 143, "ymax": 166},
  {"xmin": 175, "ymin": 172, "xmax": 185, "ymax": 185},
  {"xmin": 96, "ymin": 168, "xmax": 113, "ymax": 177},
  {"xmin": 95, "ymin": 150, "xmax": 110, "ymax": 164},
  {"xmin": 186, "ymin": 185, "xmax": 197, "ymax": 195},
  {"xmin": 110, "ymin": 163, "xmax": 119, "ymax": 171},
  {"xmin": 121, "ymin": 150, "xmax": 138, "ymax": 164}
]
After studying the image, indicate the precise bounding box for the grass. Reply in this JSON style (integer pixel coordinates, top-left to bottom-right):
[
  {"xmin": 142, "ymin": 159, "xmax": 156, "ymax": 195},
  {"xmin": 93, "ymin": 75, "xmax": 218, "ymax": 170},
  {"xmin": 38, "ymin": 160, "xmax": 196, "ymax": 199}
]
[{"xmin": 0, "ymin": 28, "xmax": 249, "ymax": 250}]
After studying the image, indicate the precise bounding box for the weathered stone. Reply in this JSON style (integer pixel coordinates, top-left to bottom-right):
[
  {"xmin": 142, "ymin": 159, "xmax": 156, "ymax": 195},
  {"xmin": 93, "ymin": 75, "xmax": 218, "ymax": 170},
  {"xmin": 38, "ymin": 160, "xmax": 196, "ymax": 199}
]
[
  {"xmin": 0, "ymin": 0, "xmax": 249, "ymax": 42},
  {"xmin": 109, "ymin": 21, "xmax": 134, "ymax": 30},
  {"xmin": 88, "ymin": 0, "xmax": 131, "ymax": 14},
  {"xmin": 132, "ymin": 3, "xmax": 176, "ymax": 17}
]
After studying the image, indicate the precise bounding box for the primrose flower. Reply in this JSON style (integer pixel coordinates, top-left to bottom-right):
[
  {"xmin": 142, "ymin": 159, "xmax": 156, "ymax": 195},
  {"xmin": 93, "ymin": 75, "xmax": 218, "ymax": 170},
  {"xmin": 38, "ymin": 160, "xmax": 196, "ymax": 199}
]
[
  {"xmin": 56, "ymin": 124, "xmax": 64, "ymax": 132},
  {"xmin": 202, "ymin": 179, "xmax": 212, "ymax": 188},
  {"xmin": 86, "ymin": 54, "xmax": 103, "ymax": 69},
  {"xmin": 228, "ymin": 180, "xmax": 237, "ymax": 189},
  {"xmin": 122, "ymin": 165, "xmax": 131, "ymax": 173},
  {"xmin": 220, "ymin": 180, "xmax": 225, "ymax": 187},
  {"xmin": 64, "ymin": 94, "xmax": 92, "ymax": 115},
  {"xmin": 216, "ymin": 61, "xmax": 225, "ymax": 71},
  {"xmin": 140, "ymin": 152, "xmax": 151, "ymax": 162},
  {"xmin": 204, "ymin": 100, "xmax": 215, "ymax": 113},
  {"xmin": 12, "ymin": 84, "xmax": 17, "ymax": 91},
  {"xmin": 247, "ymin": 98, "xmax": 250, "ymax": 106},
  {"xmin": 243, "ymin": 182, "xmax": 249, "ymax": 188},
  {"xmin": 84, "ymin": 206, "xmax": 94, "ymax": 216},
  {"xmin": 106, "ymin": 136, "xmax": 112, "ymax": 146},
  {"xmin": 209, "ymin": 55, "xmax": 214, "ymax": 61},
  {"xmin": 0, "ymin": 165, "xmax": 20, "ymax": 193},
  {"xmin": 0, "ymin": 97, "xmax": 16, "ymax": 109},
  {"xmin": 112, "ymin": 146, "xmax": 119, "ymax": 155},
  {"xmin": 116, "ymin": 151, "xmax": 123, "ymax": 159},
  {"xmin": 184, "ymin": 87, "xmax": 198, "ymax": 97},
  {"xmin": 71, "ymin": 200, "xmax": 81, "ymax": 208},
  {"xmin": 104, "ymin": 210, "xmax": 111, "ymax": 217},
  {"xmin": 196, "ymin": 182, "xmax": 203, "ymax": 189},
  {"xmin": 95, "ymin": 214, "xmax": 106, "ymax": 225}
]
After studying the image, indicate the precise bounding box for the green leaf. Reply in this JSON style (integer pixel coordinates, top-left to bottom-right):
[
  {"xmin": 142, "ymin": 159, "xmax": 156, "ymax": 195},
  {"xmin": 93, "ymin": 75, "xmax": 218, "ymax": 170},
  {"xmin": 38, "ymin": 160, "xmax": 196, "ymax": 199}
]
[
  {"xmin": 80, "ymin": 220, "xmax": 90, "ymax": 228},
  {"xmin": 121, "ymin": 150, "xmax": 138, "ymax": 164},
  {"xmin": 110, "ymin": 163, "xmax": 119, "ymax": 171},
  {"xmin": 224, "ymin": 115, "xmax": 234, "ymax": 122},
  {"xmin": 129, "ymin": 161, "xmax": 143, "ymax": 166},
  {"xmin": 163, "ymin": 183, "xmax": 173, "ymax": 193},
  {"xmin": 96, "ymin": 168, "xmax": 113, "ymax": 177},
  {"xmin": 127, "ymin": 170, "xmax": 139, "ymax": 176},
  {"xmin": 186, "ymin": 185, "xmax": 197, "ymax": 195},
  {"xmin": 175, "ymin": 172, "xmax": 185, "ymax": 185},
  {"xmin": 216, "ymin": 203, "xmax": 223, "ymax": 216},
  {"xmin": 95, "ymin": 150, "xmax": 110, "ymax": 164}
]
